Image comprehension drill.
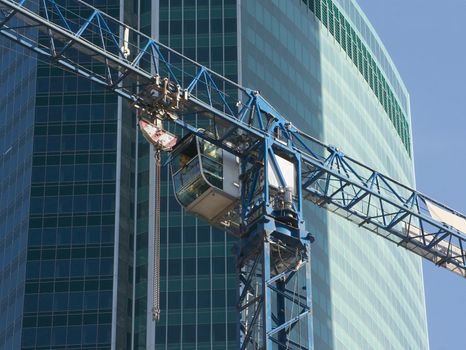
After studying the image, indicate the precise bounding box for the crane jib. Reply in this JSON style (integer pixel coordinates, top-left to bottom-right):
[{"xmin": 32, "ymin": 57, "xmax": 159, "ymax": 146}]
[
  {"xmin": 5, "ymin": 0, "xmax": 458, "ymax": 274},
  {"xmin": 0, "ymin": 0, "xmax": 466, "ymax": 292}
]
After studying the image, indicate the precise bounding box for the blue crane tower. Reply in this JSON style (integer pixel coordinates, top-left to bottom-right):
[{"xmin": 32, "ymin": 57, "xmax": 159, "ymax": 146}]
[{"xmin": 0, "ymin": 0, "xmax": 465, "ymax": 349}]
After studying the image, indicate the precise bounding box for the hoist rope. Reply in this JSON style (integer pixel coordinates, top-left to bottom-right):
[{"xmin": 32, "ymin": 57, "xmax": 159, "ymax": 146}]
[{"xmin": 152, "ymin": 148, "xmax": 161, "ymax": 321}]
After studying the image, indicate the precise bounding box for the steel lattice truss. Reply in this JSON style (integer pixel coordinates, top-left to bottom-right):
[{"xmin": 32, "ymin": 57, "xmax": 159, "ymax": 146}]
[
  {"xmin": 1, "ymin": 0, "xmax": 462, "ymax": 277},
  {"xmin": 237, "ymin": 239, "xmax": 312, "ymax": 350},
  {"xmin": 1, "ymin": 1, "xmax": 466, "ymax": 349}
]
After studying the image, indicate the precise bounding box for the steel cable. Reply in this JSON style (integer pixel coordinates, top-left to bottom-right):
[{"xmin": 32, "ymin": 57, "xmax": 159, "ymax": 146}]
[{"xmin": 152, "ymin": 148, "xmax": 161, "ymax": 321}]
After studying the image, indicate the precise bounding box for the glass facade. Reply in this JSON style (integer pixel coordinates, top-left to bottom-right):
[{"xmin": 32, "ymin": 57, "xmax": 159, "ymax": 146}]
[
  {"xmin": 127, "ymin": 0, "xmax": 159, "ymax": 348},
  {"xmin": 308, "ymin": 0, "xmax": 411, "ymax": 155},
  {"xmin": 0, "ymin": 0, "xmax": 428, "ymax": 349},
  {"xmin": 240, "ymin": 0, "xmax": 428, "ymax": 349},
  {"xmin": 20, "ymin": 1, "xmax": 132, "ymax": 348},
  {"xmin": 152, "ymin": 1, "xmax": 238, "ymax": 349},
  {"xmin": 0, "ymin": 32, "xmax": 36, "ymax": 349}
]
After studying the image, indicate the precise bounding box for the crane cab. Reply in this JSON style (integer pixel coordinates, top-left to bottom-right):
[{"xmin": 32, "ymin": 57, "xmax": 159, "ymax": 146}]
[{"xmin": 170, "ymin": 134, "xmax": 240, "ymax": 225}]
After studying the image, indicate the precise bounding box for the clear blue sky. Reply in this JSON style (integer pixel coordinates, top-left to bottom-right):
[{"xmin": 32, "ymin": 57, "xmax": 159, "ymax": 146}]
[{"xmin": 356, "ymin": 1, "xmax": 466, "ymax": 349}]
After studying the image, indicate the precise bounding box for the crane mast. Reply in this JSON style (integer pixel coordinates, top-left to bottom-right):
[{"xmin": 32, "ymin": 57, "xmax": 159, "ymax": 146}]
[{"xmin": 1, "ymin": 0, "xmax": 465, "ymax": 349}]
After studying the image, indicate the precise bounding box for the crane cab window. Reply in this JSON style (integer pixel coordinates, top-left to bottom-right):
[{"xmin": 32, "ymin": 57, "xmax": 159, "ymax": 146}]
[
  {"xmin": 199, "ymin": 139, "xmax": 223, "ymax": 188},
  {"xmin": 170, "ymin": 134, "xmax": 239, "ymax": 223},
  {"xmin": 171, "ymin": 136, "xmax": 207, "ymax": 207}
]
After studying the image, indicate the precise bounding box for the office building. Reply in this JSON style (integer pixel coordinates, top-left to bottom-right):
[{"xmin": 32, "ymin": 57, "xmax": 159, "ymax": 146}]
[{"xmin": 0, "ymin": 0, "xmax": 428, "ymax": 349}]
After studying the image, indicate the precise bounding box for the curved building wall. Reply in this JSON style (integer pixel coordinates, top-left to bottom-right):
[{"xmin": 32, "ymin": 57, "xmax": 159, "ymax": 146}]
[
  {"xmin": 240, "ymin": 0, "xmax": 428, "ymax": 349},
  {"xmin": 334, "ymin": 0, "xmax": 410, "ymax": 115}
]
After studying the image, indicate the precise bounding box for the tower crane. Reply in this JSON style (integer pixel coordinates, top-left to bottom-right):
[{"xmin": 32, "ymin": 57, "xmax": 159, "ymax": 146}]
[{"xmin": 0, "ymin": 0, "xmax": 465, "ymax": 349}]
